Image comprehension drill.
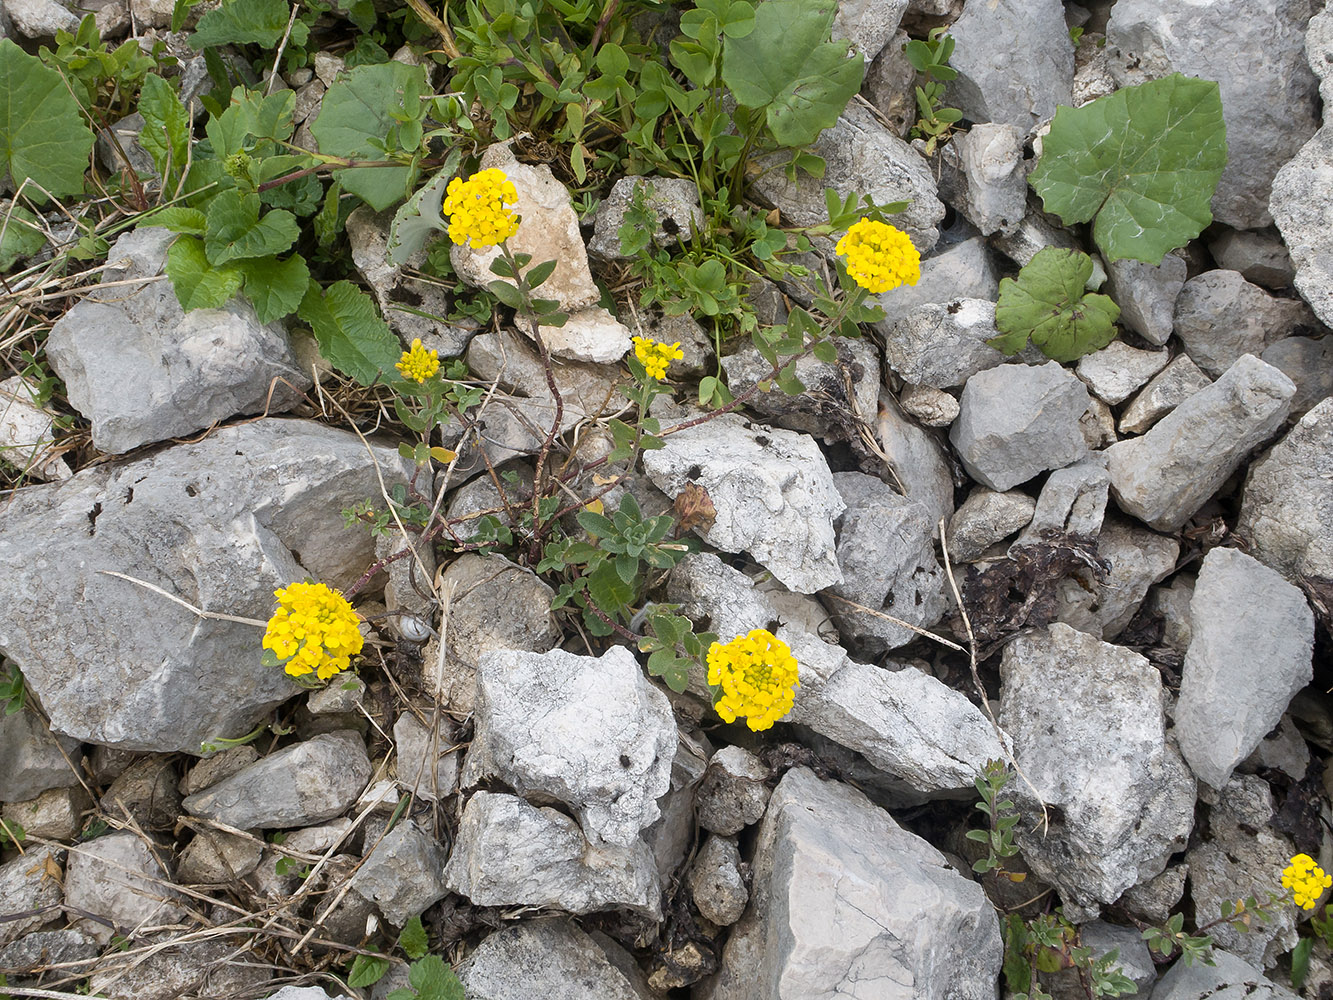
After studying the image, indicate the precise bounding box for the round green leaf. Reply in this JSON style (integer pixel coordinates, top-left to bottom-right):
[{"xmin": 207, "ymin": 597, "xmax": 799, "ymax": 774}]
[
  {"xmin": 0, "ymin": 40, "xmax": 94, "ymax": 202},
  {"xmin": 1029, "ymin": 74, "xmax": 1227, "ymax": 264},
  {"xmin": 990, "ymin": 247, "xmax": 1120, "ymax": 363}
]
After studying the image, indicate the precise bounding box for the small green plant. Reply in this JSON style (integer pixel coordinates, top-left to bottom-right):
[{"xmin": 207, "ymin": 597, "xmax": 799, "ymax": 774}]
[
  {"xmin": 967, "ymin": 759, "xmax": 1025, "ymax": 881},
  {"xmin": 1005, "ymin": 912, "xmax": 1138, "ymax": 999},
  {"xmin": 1029, "ymin": 73, "xmax": 1227, "ymax": 263},
  {"xmin": 344, "ymin": 914, "xmax": 462, "ymax": 999},
  {"xmin": 636, "ymin": 607, "xmax": 718, "ymax": 693},
  {"xmin": 0, "ymin": 662, "xmax": 25, "ymax": 716},
  {"xmin": 904, "ymin": 28, "xmax": 963, "ymax": 155},
  {"xmin": 988, "ymin": 247, "xmax": 1120, "ymax": 362},
  {"xmin": 40, "ymin": 14, "xmax": 168, "ymax": 118}
]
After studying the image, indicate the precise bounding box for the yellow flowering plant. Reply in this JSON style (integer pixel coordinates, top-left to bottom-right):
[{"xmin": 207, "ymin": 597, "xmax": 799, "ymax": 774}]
[
  {"xmin": 834, "ymin": 218, "xmax": 921, "ymax": 294},
  {"xmin": 261, "ymin": 581, "xmax": 364, "ymax": 684},
  {"xmin": 1284, "ymin": 854, "xmax": 1332, "ymax": 911},
  {"xmin": 706, "ymin": 629, "xmax": 800, "ymax": 731}
]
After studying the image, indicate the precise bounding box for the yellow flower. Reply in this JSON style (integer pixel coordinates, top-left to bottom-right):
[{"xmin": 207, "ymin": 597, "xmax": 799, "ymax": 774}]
[
  {"xmin": 631, "ymin": 336, "xmax": 684, "ymax": 380},
  {"xmin": 1282, "ymin": 854, "xmax": 1331, "ymax": 910},
  {"xmin": 834, "ymin": 218, "xmax": 921, "ymax": 294},
  {"xmin": 706, "ymin": 629, "xmax": 800, "ymax": 732},
  {"xmin": 396, "ymin": 338, "xmax": 440, "ymax": 383},
  {"xmin": 262, "ymin": 582, "xmax": 364, "ymax": 682},
  {"xmin": 441, "ymin": 168, "xmax": 520, "ymax": 248}
]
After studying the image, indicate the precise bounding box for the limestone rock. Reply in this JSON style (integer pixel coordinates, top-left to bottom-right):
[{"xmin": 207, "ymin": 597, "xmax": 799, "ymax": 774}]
[
  {"xmin": 65, "ymin": 833, "xmax": 186, "ymax": 944},
  {"xmin": 687, "ymin": 835, "xmax": 748, "ymax": 926},
  {"xmin": 1173, "ymin": 547, "xmax": 1314, "ymax": 789},
  {"xmin": 2, "ymin": 785, "xmax": 90, "ymax": 841},
  {"xmin": 1208, "ymin": 228, "xmax": 1295, "ymax": 289},
  {"xmin": 1054, "ymin": 516, "xmax": 1179, "ymax": 640},
  {"xmin": 1260, "ymin": 336, "xmax": 1333, "ymax": 416},
  {"xmin": 1076, "ymin": 342, "xmax": 1169, "ymax": 405},
  {"xmin": 458, "ymin": 918, "xmax": 656, "ymax": 1000},
  {"xmin": 0, "ymin": 851, "xmax": 62, "ymax": 947},
  {"xmin": 1271, "ymin": 125, "xmax": 1333, "ymax": 328},
  {"xmin": 1118, "ymin": 355, "xmax": 1212, "ymax": 435},
  {"xmin": 897, "ymin": 383, "xmax": 959, "ymax": 427},
  {"xmin": 0, "ymin": 375, "xmax": 72, "ymax": 481},
  {"xmin": 347, "ymin": 820, "xmax": 449, "ymax": 925},
  {"xmin": 0, "ymin": 709, "xmax": 83, "ymax": 802},
  {"xmin": 884, "ymin": 299, "xmax": 1009, "ymax": 388},
  {"xmin": 538, "ymin": 305, "xmax": 632, "ymax": 364},
  {"xmin": 947, "ymin": 123, "xmax": 1028, "ymax": 235},
  {"xmin": 588, "ymin": 176, "xmax": 703, "ymax": 260},
  {"xmin": 1102, "ymin": 253, "xmax": 1186, "ymax": 346},
  {"xmin": 874, "ymin": 391, "xmax": 955, "ymax": 532},
  {"xmin": 46, "ymin": 228, "xmax": 310, "ymax": 454},
  {"xmin": 946, "ymin": 488, "xmax": 1037, "ymax": 562},
  {"xmin": 872, "ymin": 237, "xmax": 999, "ymax": 332},
  {"xmin": 1152, "ymin": 949, "xmax": 1298, "ymax": 1000},
  {"xmin": 1173, "ymin": 270, "xmax": 1315, "ymax": 378}
]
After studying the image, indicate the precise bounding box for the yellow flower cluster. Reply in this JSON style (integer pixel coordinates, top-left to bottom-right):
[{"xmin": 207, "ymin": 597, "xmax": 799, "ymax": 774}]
[
  {"xmin": 835, "ymin": 218, "xmax": 921, "ymax": 294},
  {"xmin": 632, "ymin": 336, "xmax": 684, "ymax": 380},
  {"xmin": 1283, "ymin": 854, "xmax": 1331, "ymax": 910},
  {"xmin": 706, "ymin": 629, "xmax": 800, "ymax": 732},
  {"xmin": 441, "ymin": 168, "xmax": 519, "ymax": 248},
  {"xmin": 396, "ymin": 338, "xmax": 440, "ymax": 383},
  {"xmin": 262, "ymin": 582, "xmax": 364, "ymax": 681}
]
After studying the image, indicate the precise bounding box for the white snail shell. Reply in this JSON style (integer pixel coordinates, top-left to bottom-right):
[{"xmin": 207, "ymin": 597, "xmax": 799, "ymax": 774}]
[{"xmin": 397, "ymin": 614, "xmax": 432, "ymax": 643}]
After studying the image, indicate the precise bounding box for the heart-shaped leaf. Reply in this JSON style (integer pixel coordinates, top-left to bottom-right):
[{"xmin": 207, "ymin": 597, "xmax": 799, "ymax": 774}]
[
  {"xmin": 989, "ymin": 247, "xmax": 1120, "ymax": 362},
  {"xmin": 0, "ymin": 40, "xmax": 95, "ymax": 202}
]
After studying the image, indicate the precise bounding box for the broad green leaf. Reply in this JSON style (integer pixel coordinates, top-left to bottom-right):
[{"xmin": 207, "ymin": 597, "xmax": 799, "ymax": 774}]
[
  {"xmin": 989, "ymin": 247, "xmax": 1120, "ymax": 362},
  {"xmin": 398, "ymin": 914, "xmax": 429, "ymax": 960},
  {"xmin": 386, "ymin": 166, "xmax": 452, "ymax": 266},
  {"xmin": 191, "ymin": 0, "xmax": 309, "ymax": 49},
  {"xmin": 310, "ymin": 62, "xmax": 427, "ymax": 211},
  {"xmin": 137, "ymin": 75, "xmax": 190, "ymax": 182},
  {"xmin": 205, "ymin": 189, "xmax": 299, "ymax": 265},
  {"xmin": 346, "ymin": 954, "xmax": 389, "ymax": 989},
  {"xmin": 165, "ymin": 236, "xmax": 244, "ymax": 311},
  {"xmin": 149, "ymin": 206, "xmax": 208, "ymax": 234},
  {"xmin": 239, "ymin": 253, "xmax": 309, "ymax": 323},
  {"xmin": 0, "ymin": 204, "xmax": 46, "ymax": 271},
  {"xmin": 298, "ymin": 280, "xmax": 403, "ymax": 385},
  {"xmin": 720, "ymin": 0, "xmax": 863, "ymax": 147},
  {"xmin": 1029, "ymin": 74, "xmax": 1227, "ymax": 264},
  {"xmin": 406, "ymin": 955, "xmax": 465, "ymax": 1000},
  {"xmin": 0, "ymin": 40, "xmax": 94, "ymax": 201}
]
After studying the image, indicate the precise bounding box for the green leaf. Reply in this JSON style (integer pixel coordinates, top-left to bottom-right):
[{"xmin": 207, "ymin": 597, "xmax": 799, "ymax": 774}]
[
  {"xmin": 137, "ymin": 75, "xmax": 190, "ymax": 182},
  {"xmin": 166, "ymin": 236, "xmax": 244, "ymax": 311},
  {"xmin": 407, "ymin": 955, "xmax": 465, "ymax": 1000},
  {"xmin": 587, "ymin": 562, "xmax": 634, "ymax": 618},
  {"xmin": 310, "ymin": 61, "xmax": 427, "ymax": 211},
  {"xmin": 204, "ymin": 189, "xmax": 299, "ymax": 265},
  {"xmin": 347, "ymin": 954, "xmax": 389, "ymax": 989},
  {"xmin": 0, "ymin": 204, "xmax": 46, "ymax": 271},
  {"xmin": 386, "ymin": 165, "xmax": 454, "ymax": 266},
  {"xmin": 526, "ymin": 258, "xmax": 558, "ymax": 288},
  {"xmin": 1291, "ymin": 938, "xmax": 1313, "ymax": 992},
  {"xmin": 1029, "ymin": 73, "xmax": 1227, "ymax": 264},
  {"xmin": 297, "ymin": 280, "xmax": 403, "ymax": 385},
  {"xmin": 149, "ymin": 206, "xmax": 208, "ymax": 235},
  {"xmin": 990, "ymin": 247, "xmax": 1120, "ymax": 362},
  {"xmin": 191, "ymin": 0, "xmax": 309, "ymax": 49},
  {"xmin": 720, "ymin": 0, "xmax": 864, "ymax": 147},
  {"xmin": 0, "ymin": 40, "xmax": 95, "ymax": 202},
  {"xmin": 239, "ymin": 253, "xmax": 310, "ymax": 324},
  {"xmin": 398, "ymin": 914, "xmax": 429, "ymax": 960}
]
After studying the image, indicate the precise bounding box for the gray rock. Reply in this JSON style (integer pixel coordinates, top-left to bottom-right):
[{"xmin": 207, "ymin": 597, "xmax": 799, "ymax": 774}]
[
  {"xmin": 346, "ymin": 206, "xmax": 474, "ymax": 358},
  {"xmin": 1187, "ymin": 777, "xmax": 1298, "ymax": 969},
  {"xmin": 5, "ymin": 0, "xmax": 79, "ymax": 36},
  {"xmin": 993, "ymin": 201, "xmax": 1083, "ymax": 268},
  {"xmin": 46, "ymin": 228, "xmax": 310, "ymax": 454},
  {"xmin": 458, "ymin": 918, "xmax": 655, "ymax": 1000},
  {"xmin": 703, "ymin": 767, "xmax": 1002, "ymax": 1000},
  {"xmin": 1239, "ymin": 714, "xmax": 1309, "ymax": 781},
  {"xmin": 825, "ymin": 471, "xmax": 947, "ymax": 653},
  {"xmin": 947, "ymin": 0, "xmax": 1072, "ymax": 132},
  {"xmin": 1118, "ymin": 354, "xmax": 1212, "ymax": 435},
  {"xmin": 0, "ymin": 374, "xmax": 72, "ymax": 482},
  {"xmin": 0, "ymin": 709, "xmax": 82, "ymax": 802},
  {"xmin": 444, "ymin": 792, "xmax": 661, "ymax": 918},
  {"xmin": 946, "ymin": 487, "xmax": 1036, "ymax": 562},
  {"xmin": 1208, "ymin": 229, "xmax": 1295, "ymax": 289},
  {"xmin": 3, "ymin": 784, "xmax": 91, "ymax": 841},
  {"xmin": 1271, "ymin": 125, "xmax": 1333, "ymax": 328},
  {"xmin": 951, "ymin": 361, "xmax": 1091, "ymax": 491},
  {"xmin": 1152, "ymin": 949, "xmax": 1298, "ymax": 1000},
  {"xmin": 863, "ymin": 29, "xmax": 915, "ymax": 137},
  {"xmin": 750, "ymin": 101, "xmax": 944, "ymax": 253},
  {"xmin": 1104, "ymin": 354, "xmax": 1295, "ymax": 531},
  {"xmin": 1148, "ymin": 575, "xmax": 1196, "ymax": 656},
  {"xmin": 1102, "ymin": 253, "xmax": 1186, "ymax": 346},
  {"xmin": 1260, "ymin": 336, "xmax": 1333, "ymax": 416},
  {"xmin": 1107, "ymin": 0, "xmax": 1320, "ymax": 229},
  {"xmin": 1080, "ymin": 395, "xmax": 1118, "ymax": 450},
  {"xmin": 1310, "ymin": 9, "xmax": 1333, "ymax": 107},
  {"xmin": 175, "ymin": 829, "xmax": 263, "ymax": 884},
  {"xmin": 307, "ymin": 675, "xmax": 364, "ymax": 716},
  {"xmin": 392, "ymin": 712, "xmax": 458, "ymax": 802},
  {"xmin": 429, "ymin": 553, "xmax": 561, "ymax": 715},
  {"xmin": 1076, "ymin": 341, "xmax": 1170, "ymax": 405},
  {"xmin": 832, "ymin": 0, "xmax": 907, "ymax": 60},
  {"xmin": 1072, "ymin": 31, "xmax": 1116, "ymax": 106},
  {"xmin": 1174, "ymin": 547, "xmax": 1315, "ymax": 789},
  {"xmin": 65, "ymin": 832, "xmax": 186, "ymax": 944},
  {"xmin": 871, "ymin": 237, "xmax": 999, "ymax": 332},
  {"xmin": 947, "ymin": 123, "xmax": 1028, "ymax": 235},
  {"xmin": 0, "ymin": 929, "xmax": 99, "ymax": 979},
  {"xmin": 642, "ymin": 732, "xmax": 708, "ymax": 880},
  {"xmin": 720, "ymin": 336, "xmax": 880, "ymax": 441},
  {"xmin": 263, "ymin": 985, "xmax": 350, "ymax": 999},
  {"xmin": 1054, "ymin": 515, "xmax": 1179, "ymax": 640},
  {"xmin": 181, "ymin": 746, "xmax": 260, "ymax": 797},
  {"xmin": 642, "ymin": 413, "xmax": 844, "ymax": 593},
  {"xmin": 874, "ymin": 390, "xmax": 956, "ymax": 532},
  {"xmin": 0, "ymin": 850, "xmax": 62, "ymax": 947},
  {"xmin": 897, "ymin": 383, "xmax": 959, "ymax": 427},
  {"xmin": 0, "ymin": 420, "xmax": 411, "ymax": 753},
  {"xmin": 884, "ymin": 299, "xmax": 1010, "ymax": 388},
  {"xmin": 687, "ymin": 835, "xmax": 748, "ymax": 926},
  {"xmin": 182, "ymin": 731, "xmax": 372, "ymax": 829},
  {"xmin": 999, "ymin": 624, "xmax": 1196, "ymax": 917},
  {"xmin": 97, "ymin": 112, "xmax": 156, "ymax": 182},
  {"xmin": 1117, "ymin": 864, "xmax": 1187, "ymax": 924},
  {"xmin": 101, "ymin": 756, "xmax": 181, "ymax": 832},
  {"xmin": 1079, "ymin": 922, "xmax": 1156, "ymax": 996},
  {"xmin": 1010, "ymin": 454, "xmax": 1109, "ymax": 549},
  {"xmin": 462, "ymin": 646, "xmax": 676, "ymax": 847},
  {"xmin": 588, "ymin": 176, "xmax": 703, "ymax": 260},
  {"xmin": 87, "ymin": 936, "xmax": 271, "ymax": 1000},
  {"xmin": 696, "ymin": 746, "xmax": 770, "ymax": 836},
  {"xmin": 537, "ymin": 304, "xmax": 633, "ymax": 365},
  {"xmin": 452, "ymin": 148, "xmax": 598, "ymax": 312},
  {"xmin": 1239, "ymin": 398, "xmax": 1333, "ymax": 608},
  {"xmin": 1173, "ymin": 270, "xmax": 1315, "ymax": 378},
  {"xmin": 348, "ymin": 820, "xmax": 448, "ymax": 925}
]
